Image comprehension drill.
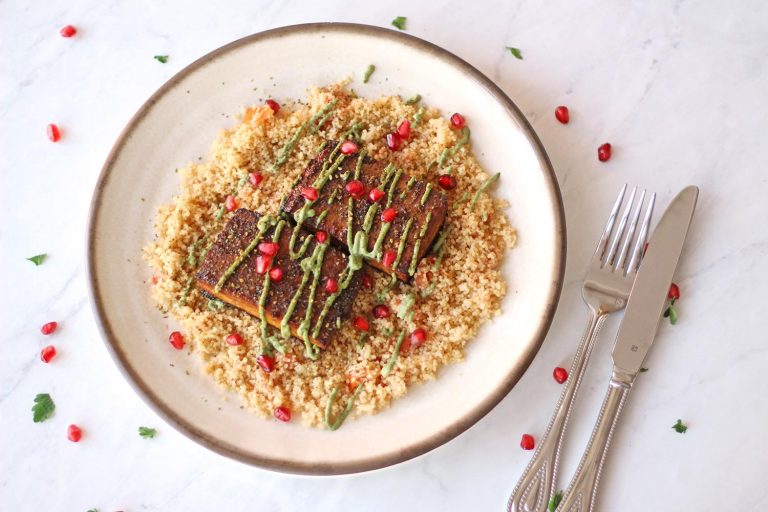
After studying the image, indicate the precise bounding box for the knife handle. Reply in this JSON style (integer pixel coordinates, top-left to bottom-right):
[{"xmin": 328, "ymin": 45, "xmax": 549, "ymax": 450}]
[
  {"xmin": 508, "ymin": 312, "xmax": 607, "ymax": 512},
  {"xmin": 556, "ymin": 370, "xmax": 635, "ymax": 512}
]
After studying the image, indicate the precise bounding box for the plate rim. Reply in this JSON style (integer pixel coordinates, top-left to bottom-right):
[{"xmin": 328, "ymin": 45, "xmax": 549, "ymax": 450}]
[{"xmin": 85, "ymin": 22, "xmax": 566, "ymax": 475}]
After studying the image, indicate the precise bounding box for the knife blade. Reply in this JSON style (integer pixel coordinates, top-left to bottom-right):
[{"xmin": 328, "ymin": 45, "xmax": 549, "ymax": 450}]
[{"xmin": 612, "ymin": 185, "xmax": 699, "ymax": 374}]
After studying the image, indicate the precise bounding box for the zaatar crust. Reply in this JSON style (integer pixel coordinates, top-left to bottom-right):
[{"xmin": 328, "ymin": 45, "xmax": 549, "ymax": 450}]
[
  {"xmin": 196, "ymin": 209, "xmax": 360, "ymax": 348},
  {"xmin": 281, "ymin": 142, "xmax": 448, "ymax": 282}
]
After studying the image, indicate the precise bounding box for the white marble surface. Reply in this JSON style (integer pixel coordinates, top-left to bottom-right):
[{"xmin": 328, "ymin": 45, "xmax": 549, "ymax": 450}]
[{"xmin": 2, "ymin": 1, "xmax": 767, "ymax": 510}]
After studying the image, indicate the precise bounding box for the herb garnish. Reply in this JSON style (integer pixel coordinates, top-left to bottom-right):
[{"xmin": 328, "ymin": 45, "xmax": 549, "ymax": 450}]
[
  {"xmin": 639, "ymin": 367, "xmax": 649, "ymax": 372},
  {"xmin": 138, "ymin": 426, "xmax": 157, "ymax": 438},
  {"xmin": 32, "ymin": 393, "xmax": 55, "ymax": 423},
  {"xmin": 405, "ymin": 94, "xmax": 421, "ymax": 105},
  {"xmin": 548, "ymin": 490, "xmax": 563, "ymax": 511},
  {"xmin": 506, "ymin": 47, "xmax": 523, "ymax": 60},
  {"xmin": 362, "ymin": 64, "xmax": 376, "ymax": 83},
  {"xmin": 154, "ymin": 55, "xmax": 169, "ymax": 64},
  {"xmin": 27, "ymin": 253, "xmax": 47, "ymax": 266},
  {"xmin": 672, "ymin": 419, "xmax": 688, "ymax": 433},
  {"xmin": 391, "ymin": 16, "xmax": 407, "ymax": 30}
]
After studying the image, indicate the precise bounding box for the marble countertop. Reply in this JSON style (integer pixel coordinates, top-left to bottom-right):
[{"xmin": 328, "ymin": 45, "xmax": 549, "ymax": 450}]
[{"xmin": 2, "ymin": 1, "xmax": 767, "ymax": 510}]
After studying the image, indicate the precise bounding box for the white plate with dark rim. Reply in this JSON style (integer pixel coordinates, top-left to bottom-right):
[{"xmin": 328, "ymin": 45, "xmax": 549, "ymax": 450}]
[{"xmin": 87, "ymin": 23, "xmax": 565, "ymax": 475}]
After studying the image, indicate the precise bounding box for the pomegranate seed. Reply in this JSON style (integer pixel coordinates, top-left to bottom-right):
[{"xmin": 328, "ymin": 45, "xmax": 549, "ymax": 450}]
[
  {"xmin": 274, "ymin": 406, "xmax": 291, "ymax": 422},
  {"xmin": 47, "ymin": 124, "xmax": 61, "ymax": 142},
  {"xmin": 40, "ymin": 345, "xmax": 57, "ymax": 363},
  {"xmin": 60, "ymin": 25, "xmax": 77, "ymax": 38},
  {"xmin": 386, "ymin": 132, "xmax": 402, "ymax": 151},
  {"xmin": 450, "ymin": 113, "xmax": 465, "ymax": 129},
  {"xmin": 553, "ymin": 367, "xmax": 568, "ymax": 384},
  {"xmin": 598, "ymin": 143, "xmax": 612, "ymax": 162},
  {"xmin": 353, "ymin": 316, "xmax": 369, "ymax": 332},
  {"xmin": 381, "ymin": 208, "xmax": 397, "ymax": 223},
  {"xmin": 368, "ymin": 188, "xmax": 385, "ymax": 202},
  {"xmin": 249, "ymin": 172, "xmax": 263, "ymax": 187},
  {"xmin": 169, "ymin": 331, "xmax": 185, "ymax": 350},
  {"xmin": 301, "ymin": 186, "xmax": 318, "ymax": 201},
  {"xmin": 316, "ymin": 230, "xmax": 328, "ymax": 243},
  {"xmin": 266, "ymin": 99, "xmax": 280, "ymax": 114},
  {"xmin": 345, "ymin": 180, "xmax": 365, "ymax": 199},
  {"xmin": 437, "ymin": 174, "xmax": 456, "ymax": 191},
  {"xmin": 269, "ymin": 266, "xmax": 284, "ymax": 282},
  {"xmin": 41, "ymin": 321, "xmax": 58, "ymax": 335},
  {"xmin": 397, "ymin": 119, "xmax": 411, "ymax": 139},
  {"xmin": 555, "ymin": 106, "xmax": 570, "ymax": 124},
  {"xmin": 255, "ymin": 254, "xmax": 272, "ymax": 274},
  {"xmin": 325, "ymin": 278, "xmax": 339, "ymax": 293},
  {"xmin": 381, "ymin": 250, "xmax": 396, "ymax": 267},
  {"xmin": 410, "ymin": 328, "xmax": 427, "ymax": 349},
  {"xmin": 362, "ymin": 273, "xmax": 373, "ymax": 289},
  {"xmin": 225, "ymin": 333, "xmax": 243, "ymax": 346},
  {"xmin": 340, "ymin": 140, "xmax": 358, "ymax": 155},
  {"xmin": 225, "ymin": 195, "xmax": 237, "ymax": 212},
  {"xmin": 668, "ymin": 283, "xmax": 680, "ymax": 300},
  {"xmin": 67, "ymin": 424, "xmax": 82, "ymax": 442},
  {"xmin": 373, "ymin": 304, "xmax": 390, "ymax": 319},
  {"xmin": 520, "ymin": 434, "xmax": 535, "ymax": 450},
  {"xmin": 256, "ymin": 354, "xmax": 275, "ymax": 373},
  {"xmin": 258, "ymin": 241, "xmax": 279, "ymax": 256}
]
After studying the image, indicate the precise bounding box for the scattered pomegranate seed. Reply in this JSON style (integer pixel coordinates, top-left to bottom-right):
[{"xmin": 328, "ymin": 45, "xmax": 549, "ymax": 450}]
[
  {"xmin": 520, "ymin": 434, "xmax": 535, "ymax": 450},
  {"xmin": 368, "ymin": 188, "xmax": 385, "ymax": 202},
  {"xmin": 60, "ymin": 25, "xmax": 77, "ymax": 38},
  {"xmin": 316, "ymin": 230, "xmax": 328, "ymax": 243},
  {"xmin": 345, "ymin": 180, "xmax": 365, "ymax": 199},
  {"xmin": 353, "ymin": 316, "xmax": 370, "ymax": 332},
  {"xmin": 386, "ymin": 132, "xmax": 402, "ymax": 151},
  {"xmin": 269, "ymin": 266, "xmax": 283, "ymax": 282},
  {"xmin": 598, "ymin": 143, "xmax": 612, "ymax": 162},
  {"xmin": 40, "ymin": 345, "xmax": 57, "ymax": 363},
  {"xmin": 67, "ymin": 424, "xmax": 82, "ymax": 442},
  {"xmin": 255, "ymin": 254, "xmax": 272, "ymax": 274},
  {"xmin": 410, "ymin": 328, "xmax": 427, "ymax": 349},
  {"xmin": 249, "ymin": 172, "xmax": 263, "ymax": 187},
  {"xmin": 668, "ymin": 283, "xmax": 680, "ymax": 300},
  {"xmin": 325, "ymin": 278, "xmax": 339, "ymax": 294},
  {"xmin": 373, "ymin": 304, "xmax": 390, "ymax": 319},
  {"xmin": 47, "ymin": 124, "xmax": 61, "ymax": 142},
  {"xmin": 555, "ymin": 106, "xmax": 570, "ymax": 124},
  {"xmin": 256, "ymin": 354, "xmax": 275, "ymax": 373},
  {"xmin": 274, "ymin": 406, "xmax": 291, "ymax": 422},
  {"xmin": 361, "ymin": 273, "xmax": 373, "ymax": 289},
  {"xmin": 41, "ymin": 321, "xmax": 58, "ymax": 335},
  {"xmin": 258, "ymin": 241, "xmax": 279, "ymax": 256},
  {"xmin": 450, "ymin": 113, "xmax": 465, "ymax": 129},
  {"xmin": 168, "ymin": 331, "xmax": 185, "ymax": 350},
  {"xmin": 340, "ymin": 140, "xmax": 358, "ymax": 155},
  {"xmin": 225, "ymin": 333, "xmax": 243, "ymax": 346},
  {"xmin": 225, "ymin": 195, "xmax": 237, "ymax": 212},
  {"xmin": 397, "ymin": 119, "xmax": 411, "ymax": 139},
  {"xmin": 381, "ymin": 250, "xmax": 396, "ymax": 267},
  {"xmin": 266, "ymin": 99, "xmax": 280, "ymax": 114},
  {"xmin": 381, "ymin": 208, "xmax": 397, "ymax": 223},
  {"xmin": 437, "ymin": 174, "xmax": 456, "ymax": 191},
  {"xmin": 301, "ymin": 186, "xmax": 318, "ymax": 201},
  {"xmin": 553, "ymin": 367, "xmax": 568, "ymax": 384}
]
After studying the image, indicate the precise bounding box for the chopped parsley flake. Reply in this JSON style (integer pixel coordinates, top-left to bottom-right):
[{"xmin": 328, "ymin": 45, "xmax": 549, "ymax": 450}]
[
  {"xmin": 154, "ymin": 55, "xmax": 169, "ymax": 64},
  {"xmin": 391, "ymin": 16, "xmax": 407, "ymax": 30},
  {"xmin": 672, "ymin": 419, "xmax": 688, "ymax": 433},
  {"xmin": 506, "ymin": 47, "xmax": 523, "ymax": 60},
  {"xmin": 362, "ymin": 64, "xmax": 376, "ymax": 83},
  {"xmin": 548, "ymin": 490, "xmax": 563, "ymax": 511},
  {"xmin": 138, "ymin": 426, "xmax": 157, "ymax": 438},
  {"xmin": 27, "ymin": 253, "xmax": 47, "ymax": 266},
  {"xmin": 32, "ymin": 393, "xmax": 55, "ymax": 423}
]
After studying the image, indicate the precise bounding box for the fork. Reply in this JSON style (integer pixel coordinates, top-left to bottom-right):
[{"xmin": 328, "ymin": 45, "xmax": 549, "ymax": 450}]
[{"xmin": 507, "ymin": 185, "xmax": 655, "ymax": 512}]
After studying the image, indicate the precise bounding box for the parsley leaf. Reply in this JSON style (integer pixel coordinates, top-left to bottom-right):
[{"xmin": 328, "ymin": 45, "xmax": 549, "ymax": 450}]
[
  {"xmin": 639, "ymin": 367, "xmax": 649, "ymax": 372},
  {"xmin": 32, "ymin": 393, "xmax": 55, "ymax": 423},
  {"xmin": 87, "ymin": 509, "xmax": 99, "ymax": 512},
  {"xmin": 154, "ymin": 55, "xmax": 169, "ymax": 64},
  {"xmin": 548, "ymin": 490, "xmax": 563, "ymax": 511},
  {"xmin": 27, "ymin": 253, "xmax": 47, "ymax": 266},
  {"xmin": 672, "ymin": 419, "xmax": 688, "ymax": 433},
  {"xmin": 138, "ymin": 426, "xmax": 157, "ymax": 439},
  {"xmin": 362, "ymin": 64, "xmax": 376, "ymax": 84},
  {"xmin": 391, "ymin": 16, "xmax": 407, "ymax": 30},
  {"xmin": 664, "ymin": 304, "xmax": 679, "ymax": 324},
  {"xmin": 506, "ymin": 47, "xmax": 524, "ymax": 60}
]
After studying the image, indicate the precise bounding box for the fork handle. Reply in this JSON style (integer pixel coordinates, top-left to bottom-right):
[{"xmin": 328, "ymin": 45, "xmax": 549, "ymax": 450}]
[
  {"xmin": 507, "ymin": 312, "xmax": 607, "ymax": 512},
  {"xmin": 556, "ymin": 369, "xmax": 635, "ymax": 512}
]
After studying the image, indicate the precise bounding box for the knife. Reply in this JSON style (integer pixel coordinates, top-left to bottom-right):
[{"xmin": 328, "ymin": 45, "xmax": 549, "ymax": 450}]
[{"xmin": 556, "ymin": 186, "xmax": 699, "ymax": 512}]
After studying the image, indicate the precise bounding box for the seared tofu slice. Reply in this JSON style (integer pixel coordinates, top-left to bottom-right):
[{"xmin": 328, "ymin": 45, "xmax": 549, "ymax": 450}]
[
  {"xmin": 281, "ymin": 142, "xmax": 448, "ymax": 282},
  {"xmin": 196, "ymin": 209, "xmax": 361, "ymax": 349}
]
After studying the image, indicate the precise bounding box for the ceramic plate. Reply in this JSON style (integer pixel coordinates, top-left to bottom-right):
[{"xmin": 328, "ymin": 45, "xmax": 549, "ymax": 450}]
[{"xmin": 87, "ymin": 23, "xmax": 565, "ymax": 475}]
